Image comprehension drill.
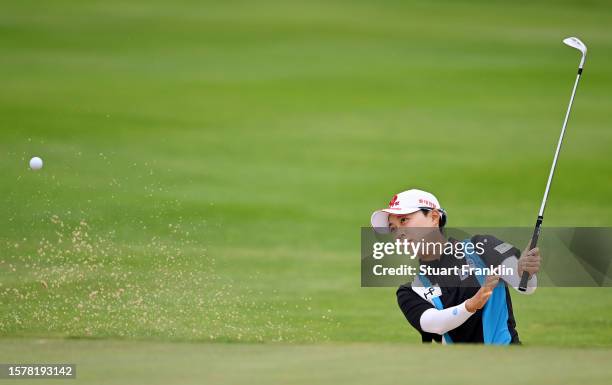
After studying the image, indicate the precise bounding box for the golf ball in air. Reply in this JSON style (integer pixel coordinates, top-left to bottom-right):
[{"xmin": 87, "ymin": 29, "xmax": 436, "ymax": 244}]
[{"xmin": 29, "ymin": 157, "xmax": 43, "ymax": 170}]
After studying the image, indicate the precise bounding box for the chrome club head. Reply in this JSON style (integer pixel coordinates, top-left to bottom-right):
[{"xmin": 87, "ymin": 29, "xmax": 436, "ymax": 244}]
[
  {"xmin": 563, "ymin": 37, "xmax": 587, "ymax": 68},
  {"xmin": 563, "ymin": 37, "xmax": 587, "ymax": 54}
]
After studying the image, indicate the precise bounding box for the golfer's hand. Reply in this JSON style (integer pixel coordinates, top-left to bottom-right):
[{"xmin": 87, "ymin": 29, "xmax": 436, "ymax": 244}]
[
  {"xmin": 465, "ymin": 275, "xmax": 500, "ymax": 313},
  {"xmin": 518, "ymin": 246, "xmax": 541, "ymax": 277}
]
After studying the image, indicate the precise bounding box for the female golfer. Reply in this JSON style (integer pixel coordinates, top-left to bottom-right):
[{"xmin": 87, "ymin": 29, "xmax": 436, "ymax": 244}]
[{"xmin": 371, "ymin": 189, "xmax": 541, "ymax": 344}]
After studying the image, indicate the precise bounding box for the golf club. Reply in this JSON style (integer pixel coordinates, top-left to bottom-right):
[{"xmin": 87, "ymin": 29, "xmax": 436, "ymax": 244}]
[{"xmin": 518, "ymin": 36, "xmax": 588, "ymax": 291}]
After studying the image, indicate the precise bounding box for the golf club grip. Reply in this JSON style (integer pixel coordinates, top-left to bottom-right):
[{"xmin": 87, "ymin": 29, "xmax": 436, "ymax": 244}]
[{"xmin": 518, "ymin": 216, "xmax": 543, "ymax": 291}]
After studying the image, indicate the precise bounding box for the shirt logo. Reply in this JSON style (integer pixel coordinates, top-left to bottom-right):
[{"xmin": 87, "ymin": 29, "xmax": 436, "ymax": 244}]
[
  {"xmin": 423, "ymin": 287, "xmax": 435, "ymax": 299},
  {"xmin": 494, "ymin": 242, "xmax": 513, "ymax": 254},
  {"xmin": 422, "ymin": 285, "xmax": 442, "ymax": 299}
]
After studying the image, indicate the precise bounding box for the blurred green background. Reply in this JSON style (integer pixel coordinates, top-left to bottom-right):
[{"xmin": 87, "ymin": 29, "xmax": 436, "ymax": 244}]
[{"xmin": 1, "ymin": 0, "xmax": 611, "ymax": 383}]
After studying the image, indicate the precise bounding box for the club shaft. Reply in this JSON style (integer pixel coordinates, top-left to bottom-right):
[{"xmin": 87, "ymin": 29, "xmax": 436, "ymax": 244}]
[
  {"xmin": 518, "ymin": 64, "xmax": 584, "ymax": 292},
  {"xmin": 538, "ymin": 69, "xmax": 583, "ymax": 217}
]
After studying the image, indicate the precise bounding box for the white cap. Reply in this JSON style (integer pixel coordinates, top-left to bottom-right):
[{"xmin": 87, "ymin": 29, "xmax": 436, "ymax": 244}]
[{"xmin": 370, "ymin": 189, "xmax": 446, "ymax": 232}]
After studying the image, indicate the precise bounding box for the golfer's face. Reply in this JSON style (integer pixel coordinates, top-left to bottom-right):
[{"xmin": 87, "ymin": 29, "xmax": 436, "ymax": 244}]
[{"xmin": 388, "ymin": 211, "xmax": 437, "ymax": 241}]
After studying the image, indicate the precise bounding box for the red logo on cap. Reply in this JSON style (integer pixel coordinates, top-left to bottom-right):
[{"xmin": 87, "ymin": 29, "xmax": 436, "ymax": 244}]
[
  {"xmin": 418, "ymin": 198, "xmax": 436, "ymax": 208},
  {"xmin": 389, "ymin": 195, "xmax": 400, "ymax": 208}
]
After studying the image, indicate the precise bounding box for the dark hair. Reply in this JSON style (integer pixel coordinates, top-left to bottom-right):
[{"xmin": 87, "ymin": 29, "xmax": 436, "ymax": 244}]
[{"xmin": 419, "ymin": 208, "xmax": 447, "ymax": 228}]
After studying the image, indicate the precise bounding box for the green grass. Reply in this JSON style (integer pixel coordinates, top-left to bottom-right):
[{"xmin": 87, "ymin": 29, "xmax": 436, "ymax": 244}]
[
  {"xmin": 1, "ymin": 338, "xmax": 612, "ymax": 385},
  {"xmin": 1, "ymin": 0, "xmax": 612, "ymax": 381}
]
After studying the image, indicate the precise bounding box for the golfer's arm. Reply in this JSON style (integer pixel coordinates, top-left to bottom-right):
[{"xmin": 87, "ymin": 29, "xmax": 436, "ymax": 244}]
[
  {"xmin": 419, "ymin": 302, "xmax": 474, "ymax": 335},
  {"xmin": 501, "ymin": 256, "xmax": 537, "ymax": 294}
]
